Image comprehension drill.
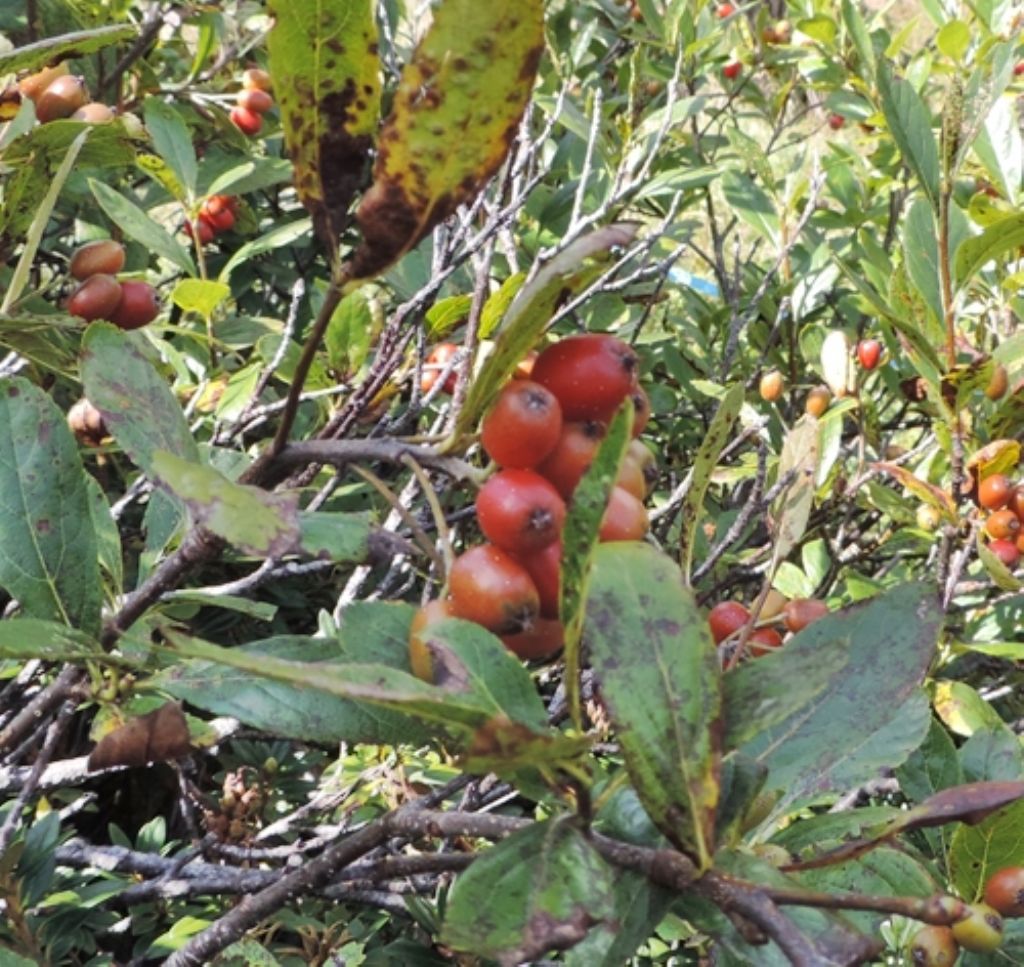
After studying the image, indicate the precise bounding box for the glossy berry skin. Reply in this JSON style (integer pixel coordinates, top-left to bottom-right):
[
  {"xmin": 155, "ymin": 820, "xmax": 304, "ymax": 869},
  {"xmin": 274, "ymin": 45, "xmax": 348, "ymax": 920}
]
[
  {"xmin": 237, "ymin": 88, "xmax": 274, "ymax": 113},
  {"xmin": 990, "ymin": 538, "xmax": 1021, "ymax": 569},
  {"xmin": 242, "ymin": 68, "xmax": 273, "ymax": 92},
  {"xmin": 951, "ymin": 902, "xmax": 1004, "ymax": 952},
  {"xmin": 449, "ymin": 544, "xmax": 540, "ymax": 635},
  {"xmin": 615, "ymin": 454, "xmax": 647, "ymax": 500},
  {"xmin": 185, "ymin": 219, "xmax": 216, "ymax": 245},
  {"xmin": 408, "ymin": 599, "xmax": 454, "ymax": 682},
  {"xmin": 1010, "ymin": 486, "xmax": 1024, "ymax": 520},
  {"xmin": 481, "ymin": 380, "xmax": 562, "ymax": 469},
  {"xmin": 599, "ymin": 486, "xmax": 650, "ymax": 542},
  {"xmin": 723, "ymin": 61, "xmax": 742, "ymax": 80},
  {"xmin": 35, "ymin": 74, "xmax": 88, "ymax": 122},
  {"xmin": 18, "ymin": 64, "xmax": 68, "ymax": 102},
  {"xmin": 805, "ymin": 386, "xmax": 831, "ymax": 417},
  {"xmin": 759, "ymin": 370, "xmax": 784, "ymax": 402},
  {"xmin": 716, "ymin": 3, "xmax": 735, "ymax": 16},
  {"xmin": 782, "ymin": 598, "xmax": 829, "ymax": 633},
  {"xmin": 984, "ymin": 866, "xmax": 1024, "ymax": 917},
  {"xmin": 200, "ymin": 203, "xmax": 235, "ymax": 233},
  {"xmin": 908, "ymin": 925, "xmax": 959, "ymax": 966},
  {"xmin": 979, "ymin": 474, "xmax": 1012, "ymax": 510},
  {"xmin": 68, "ymin": 274, "xmax": 122, "ymax": 321},
  {"xmin": 230, "ymin": 105, "xmax": 263, "ymax": 135},
  {"xmin": 421, "ymin": 343, "xmax": 458, "ymax": 394},
  {"xmin": 530, "ymin": 334, "xmax": 638, "ymax": 422},
  {"xmin": 986, "ymin": 509, "xmax": 1021, "ymax": 540},
  {"xmin": 108, "ymin": 280, "xmax": 159, "ymax": 330},
  {"xmin": 516, "ymin": 539, "xmax": 561, "ymax": 619},
  {"xmin": 749, "ymin": 627, "xmax": 784, "ymax": 657},
  {"xmin": 502, "ymin": 617, "xmax": 564, "ymax": 661},
  {"xmin": 856, "ymin": 338, "xmax": 882, "ymax": 370},
  {"xmin": 827, "ymin": 113, "xmax": 845, "ymax": 130},
  {"xmin": 476, "ymin": 469, "xmax": 565, "ymax": 554},
  {"xmin": 708, "ymin": 601, "xmax": 750, "ymax": 644},
  {"xmin": 536, "ymin": 420, "xmax": 606, "ymax": 499},
  {"xmin": 70, "ymin": 239, "xmax": 125, "ymax": 280}
]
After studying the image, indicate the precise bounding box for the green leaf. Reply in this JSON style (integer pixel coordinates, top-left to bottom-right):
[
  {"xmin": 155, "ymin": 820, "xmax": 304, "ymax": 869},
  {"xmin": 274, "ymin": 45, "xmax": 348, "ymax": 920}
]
[
  {"xmin": 896, "ymin": 716, "xmax": 963, "ymax": 803},
  {"xmin": 205, "ymin": 158, "xmax": 295, "ymax": 198},
  {"xmin": 0, "ymin": 618, "xmax": 100, "ymax": 660},
  {"xmin": 83, "ymin": 475, "xmax": 123, "ymax": 592},
  {"xmin": 453, "ymin": 223, "xmax": 638, "ymax": 439},
  {"xmin": 142, "ymin": 98, "xmax": 197, "ymax": 198},
  {"xmin": 841, "ymin": 0, "xmax": 876, "ymax": 79},
  {"xmin": 769, "ymin": 414, "xmax": 820, "ymax": 571},
  {"xmin": 936, "ymin": 21, "xmax": 970, "ymax": 61},
  {"xmin": 81, "ymin": 324, "xmax": 200, "ymax": 477},
  {"xmin": 954, "ymin": 214, "xmax": 1024, "ymax": 291},
  {"xmin": 0, "ymin": 378, "xmax": 101, "ymax": 634},
  {"xmin": 349, "ymin": 0, "xmax": 545, "ymax": 278},
  {"xmin": 88, "ymin": 179, "xmax": 196, "ymax": 276},
  {"xmin": 441, "ymin": 819, "xmax": 616, "ymax": 963},
  {"xmin": 480, "ymin": 272, "xmax": 527, "ymax": 340},
  {"xmin": 974, "ymin": 97, "xmax": 1023, "ymax": 204},
  {"xmin": 903, "ymin": 196, "xmax": 943, "ymax": 324},
  {"xmin": 734, "ymin": 583, "xmax": 941, "ymax": 812},
  {"xmin": 425, "ymin": 294, "xmax": 472, "ymax": 338},
  {"xmin": 958, "ymin": 725, "xmax": 1024, "ymax": 783},
  {"xmin": 298, "ymin": 511, "xmax": 372, "ymax": 563},
  {"xmin": 0, "ymin": 24, "xmax": 137, "ymax": 75},
  {"xmin": 325, "ymin": 288, "xmax": 376, "ymax": 375},
  {"xmin": 154, "ymin": 633, "xmax": 426, "ymax": 746},
  {"xmin": 218, "ymin": 218, "xmax": 312, "ymax": 281},
  {"xmin": 877, "ymin": 61, "xmax": 941, "ymax": 210},
  {"xmin": 586, "ymin": 543, "xmax": 722, "ymax": 868},
  {"xmin": 949, "ymin": 800, "xmax": 1024, "ymax": 902},
  {"xmin": 678, "ymin": 382, "xmax": 744, "ymax": 582},
  {"xmin": 720, "ymin": 170, "xmax": 778, "ymax": 243},
  {"xmin": 267, "ymin": 0, "xmax": 380, "ymax": 244},
  {"xmin": 151, "ymin": 452, "xmax": 300, "ymax": 558},
  {"xmin": 171, "ymin": 279, "xmax": 231, "ymax": 319}
]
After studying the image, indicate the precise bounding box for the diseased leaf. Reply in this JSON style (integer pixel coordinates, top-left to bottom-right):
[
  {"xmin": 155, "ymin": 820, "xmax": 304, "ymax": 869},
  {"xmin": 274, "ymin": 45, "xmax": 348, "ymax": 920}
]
[
  {"xmin": 151, "ymin": 452, "xmax": 300, "ymax": 558},
  {"xmin": 586, "ymin": 543, "xmax": 721, "ymax": 868},
  {"xmin": 679, "ymin": 382, "xmax": 744, "ymax": 582},
  {"xmin": 81, "ymin": 324, "xmax": 200, "ymax": 478},
  {"xmin": 0, "ymin": 24, "xmax": 136, "ymax": 75},
  {"xmin": 298, "ymin": 511, "xmax": 372, "ymax": 563},
  {"xmin": 949, "ymin": 800, "xmax": 1024, "ymax": 902},
  {"xmin": 267, "ymin": 0, "xmax": 380, "ymax": 244},
  {"xmin": 349, "ymin": 0, "xmax": 545, "ymax": 279},
  {"xmin": 769, "ymin": 415, "xmax": 819, "ymax": 569},
  {"xmin": 0, "ymin": 378, "xmax": 102, "ymax": 635},
  {"xmin": 732, "ymin": 583, "xmax": 940, "ymax": 813},
  {"xmin": 441, "ymin": 819, "xmax": 616, "ymax": 966}
]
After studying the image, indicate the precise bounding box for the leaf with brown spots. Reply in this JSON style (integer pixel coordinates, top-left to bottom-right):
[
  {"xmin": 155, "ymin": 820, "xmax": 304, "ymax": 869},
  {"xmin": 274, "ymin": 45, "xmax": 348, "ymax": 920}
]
[
  {"xmin": 440, "ymin": 819, "xmax": 616, "ymax": 965},
  {"xmin": 267, "ymin": 0, "xmax": 381, "ymax": 246},
  {"xmin": 0, "ymin": 378, "xmax": 102, "ymax": 635},
  {"xmin": 585, "ymin": 543, "xmax": 723, "ymax": 870},
  {"xmin": 348, "ymin": 0, "xmax": 545, "ymax": 279}
]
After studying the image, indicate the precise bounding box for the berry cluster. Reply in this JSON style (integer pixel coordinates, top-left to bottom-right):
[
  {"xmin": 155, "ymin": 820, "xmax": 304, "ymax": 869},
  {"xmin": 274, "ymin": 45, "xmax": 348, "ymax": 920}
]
[
  {"xmin": 66, "ymin": 239, "xmax": 159, "ymax": 331},
  {"xmin": 410, "ymin": 334, "xmax": 654, "ymax": 669},
  {"xmin": 184, "ymin": 194, "xmax": 239, "ymax": 246},
  {"xmin": 707, "ymin": 594, "xmax": 829, "ymax": 659},
  {"xmin": 977, "ymin": 472, "xmax": 1024, "ymax": 569},
  {"xmin": 17, "ymin": 64, "xmax": 116, "ymax": 124},
  {"xmin": 910, "ymin": 865, "xmax": 1024, "ymax": 961},
  {"xmin": 230, "ymin": 68, "xmax": 274, "ymax": 136}
]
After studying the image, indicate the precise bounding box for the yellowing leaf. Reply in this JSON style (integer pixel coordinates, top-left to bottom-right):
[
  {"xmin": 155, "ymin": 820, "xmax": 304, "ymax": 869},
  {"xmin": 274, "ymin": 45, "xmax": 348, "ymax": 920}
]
[
  {"xmin": 267, "ymin": 0, "xmax": 381, "ymax": 245},
  {"xmin": 349, "ymin": 0, "xmax": 545, "ymax": 279}
]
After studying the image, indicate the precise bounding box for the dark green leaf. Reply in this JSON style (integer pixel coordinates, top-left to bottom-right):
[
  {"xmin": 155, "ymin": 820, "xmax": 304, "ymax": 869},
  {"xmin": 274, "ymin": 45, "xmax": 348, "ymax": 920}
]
[
  {"xmin": 441, "ymin": 819, "xmax": 616, "ymax": 964},
  {"xmin": 903, "ymin": 196, "xmax": 943, "ymax": 324},
  {"xmin": 0, "ymin": 24, "xmax": 136, "ymax": 75},
  {"xmin": 298, "ymin": 511, "xmax": 372, "ymax": 563},
  {"xmin": 877, "ymin": 61, "xmax": 940, "ymax": 210},
  {"xmin": 586, "ymin": 543, "xmax": 721, "ymax": 867},
  {"xmin": 949, "ymin": 800, "xmax": 1024, "ymax": 902},
  {"xmin": 896, "ymin": 716, "xmax": 963, "ymax": 803},
  {"xmin": 733, "ymin": 583, "xmax": 940, "ymax": 812},
  {"xmin": 0, "ymin": 378, "xmax": 101, "ymax": 634},
  {"xmin": 958, "ymin": 726, "xmax": 1024, "ymax": 783},
  {"xmin": 142, "ymin": 98, "xmax": 197, "ymax": 198},
  {"xmin": 0, "ymin": 618, "xmax": 100, "ymax": 660}
]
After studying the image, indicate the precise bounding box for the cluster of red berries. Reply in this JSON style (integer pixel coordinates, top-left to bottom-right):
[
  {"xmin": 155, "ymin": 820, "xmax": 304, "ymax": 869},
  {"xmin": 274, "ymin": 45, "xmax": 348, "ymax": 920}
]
[
  {"xmin": 183, "ymin": 195, "xmax": 239, "ymax": 247},
  {"xmin": 65, "ymin": 239, "xmax": 159, "ymax": 331},
  {"xmin": 17, "ymin": 64, "xmax": 116, "ymax": 124},
  {"xmin": 410, "ymin": 333, "xmax": 655, "ymax": 670},
  {"xmin": 230, "ymin": 68, "xmax": 274, "ymax": 136},
  {"xmin": 707, "ymin": 595, "xmax": 829, "ymax": 659},
  {"xmin": 910, "ymin": 865, "xmax": 1024, "ymax": 962},
  {"xmin": 977, "ymin": 472, "xmax": 1024, "ymax": 569}
]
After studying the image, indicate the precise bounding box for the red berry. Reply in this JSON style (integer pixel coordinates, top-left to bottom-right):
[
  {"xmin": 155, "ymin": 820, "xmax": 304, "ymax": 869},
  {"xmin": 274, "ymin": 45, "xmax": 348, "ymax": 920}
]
[
  {"xmin": 723, "ymin": 61, "xmax": 742, "ymax": 80},
  {"xmin": 230, "ymin": 105, "xmax": 263, "ymax": 135},
  {"xmin": 599, "ymin": 486, "xmax": 650, "ymax": 542},
  {"xmin": 716, "ymin": 3, "xmax": 735, "ymax": 17},
  {"xmin": 749, "ymin": 627, "xmax": 784, "ymax": 657},
  {"xmin": 200, "ymin": 204, "xmax": 235, "ymax": 233},
  {"xmin": 827, "ymin": 113, "xmax": 845, "ymax": 130},
  {"xmin": 480, "ymin": 380, "xmax": 563, "ymax": 469},
  {"xmin": 185, "ymin": 219, "xmax": 216, "ymax": 245},
  {"xmin": 1014, "ymin": 62, "xmax": 1024, "ymax": 77},
  {"xmin": 449, "ymin": 544, "xmax": 540, "ymax": 635},
  {"xmin": 476, "ymin": 469, "xmax": 566, "ymax": 554},
  {"xmin": 242, "ymin": 68, "xmax": 273, "ymax": 92},
  {"xmin": 530, "ymin": 334, "xmax": 639, "ymax": 422},
  {"xmin": 67, "ymin": 274, "xmax": 123, "ymax": 321},
  {"xmin": 237, "ymin": 88, "xmax": 274, "ymax": 114},
  {"xmin": 782, "ymin": 598, "xmax": 829, "ymax": 633},
  {"xmin": 989, "ymin": 538, "xmax": 1020, "ymax": 569},
  {"xmin": 501, "ymin": 617, "xmax": 564, "ymax": 661},
  {"xmin": 420, "ymin": 343, "xmax": 459, "ymax": 395},
  {"xmin": 856, "ymin": 338, "xmax": 882, "ymax": 370},
  {"xmin": 408, "ymin": 599, "xmax": 455, "ymax": 682},
  {"xmin": 630, "ymin": 385, "xmax": 651, "ymax": 437},
  {"xmin": 515, "ymin": 539, "xmax": 562, "ymax": 619},
  {"xmin": 35, "ymin": 74, "xmax": 87, "ymax": 123},
  {"xmin": 986, "ymin": 509, "xmax": 1021, "ymax": 540},
  {"xmin": 536, "ymin": 420, "xmax": 606, "ymax": 499},
  {"xmin": 69, "ymin": 239, "xmax": 125, "ymax": 280},
  {"xmin": 979, "ymin": 474, "xmax": 1012, "ymax": 511},
  {"xmin": 708, "ymin": 601, "xmax": 749, "ymax": 644},
  {"xmin": 108, "ymin": 280, "xmax": 159, "ymax": 330},
  {"xmin": 984, "ymin": 866, "xmax": 1024, "ymax": 917}
]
